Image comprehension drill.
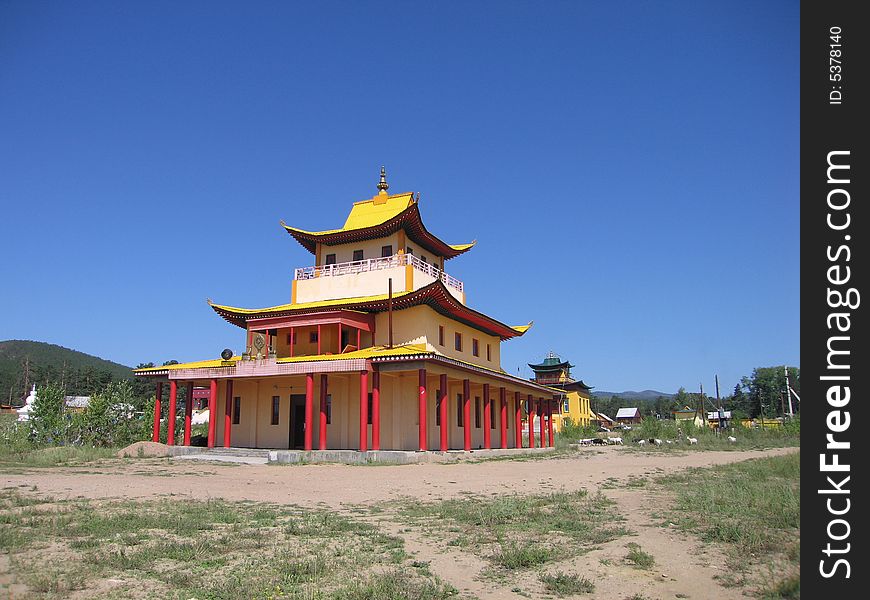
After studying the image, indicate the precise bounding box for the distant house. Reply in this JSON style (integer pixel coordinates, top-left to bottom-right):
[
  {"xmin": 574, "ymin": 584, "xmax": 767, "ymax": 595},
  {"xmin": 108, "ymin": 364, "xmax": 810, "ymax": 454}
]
[
  {"xmin": 592, "ymin": 412, "xmax": 614, "ymax": 428},
  {"xmin": 615, "ymin": 407, "xmax": 642, "ymax": 425},
  {"xmin": 706, "ymin": 409, "xmax": 732, "ymax": 428},
  {"xmin": 64, "ymin": 396, "xmax": 91, "ymax": 412},
  {"xmin": 673, "ymin": 407, "xmax": 705, "ymax": 428}
]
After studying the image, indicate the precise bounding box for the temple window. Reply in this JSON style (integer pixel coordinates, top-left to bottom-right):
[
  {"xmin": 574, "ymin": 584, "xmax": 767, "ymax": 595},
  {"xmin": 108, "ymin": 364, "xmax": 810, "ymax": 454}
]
[
  {"xmin": 439, "ymin": 326, "xmax": 444, "ymax": 346},
  {"xmin": 486, "ymin": 344, "xmax": 491, "ymax": 361},
  {"xmin": 454, "ymin": 332, "xmax": 462, "ymax": 351},
  {"xmin": 310, "ymin": 331, "xmax": 318, "ymax": 343},
  {"xmin": 232, "ymin": 397, "xmax": 241, "ymax": 424},
  {"xmin": 381, "ymin": 245, "xmax": 392, "ymax": 257},
  {"xmin": 353, "ymin": 249, "xmax": 364, "ymax": 261},
  {"xmin": 325, "ymin": 253, "xmax": 336, "ymax": 265},
  {"xmin": 271, "ymin": 396, "xmax": 280, "ymax": 425},
  {"xmin": 472, "ymin": 339, "xmax": 479, "ymax": 357}
]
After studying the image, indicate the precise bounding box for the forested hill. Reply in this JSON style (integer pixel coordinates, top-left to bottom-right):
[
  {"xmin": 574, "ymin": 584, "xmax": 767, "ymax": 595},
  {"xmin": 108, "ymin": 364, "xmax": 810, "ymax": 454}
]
[{"xmin": 0, "ymin": 340, "xmax": 134, "ymax": 404}]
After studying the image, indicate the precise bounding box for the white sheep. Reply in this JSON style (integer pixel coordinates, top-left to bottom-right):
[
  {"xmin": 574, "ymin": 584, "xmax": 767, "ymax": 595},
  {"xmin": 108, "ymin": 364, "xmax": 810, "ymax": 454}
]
[
  {"xmin": 653, "ymin": 438, "xmax": 663, "ymax": 445},
  {"xmin": 687, "ymin": 436, "xmax": 698, "ymax": 445},
  {"xmin": 665, "ymin": 440, "xmax": 673, "ymax": 444},
  {"xmin": 727, "ymin": 435, "xmax": 737, "ymax": 443},
  {"xmin": 608, "ymin": 437, "xmax": 623, "ymax": 445},
  {"xmin": 637, "ymin": 439, "xmax": 646, "ymax": 445}
]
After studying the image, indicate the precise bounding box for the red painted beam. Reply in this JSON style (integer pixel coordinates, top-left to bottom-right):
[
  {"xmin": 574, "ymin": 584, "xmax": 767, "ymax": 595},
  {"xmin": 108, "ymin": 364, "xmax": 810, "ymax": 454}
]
[
  {"xmin": 482, "ymin": 383, "xmax": 491, "ymax": 450},
  {"xmin": 304, "ymin": 373, "xmax": 313, "ymax": 451},
  {"xmin": 372, "ymin": 369, "xmax": 381, "ymax": 450},
  {"xmin": 499, "ymin": 387, "xmax": 507, "ymax": 449},
  {"xmin": 319, "ymin": 374, "xmax": 328, "ymax": 450},
  {"xmin": 439, "ymin": 374, "xmax": 448, "ymax": 452},
  {"xmin": 359, "ymin": 370, "xmax": 368, "ymax": 451},
  {"xmin": 418, "ymin": 368, "xmax": 427, "ymax": 451},
  {"xmin": 224, "ymin": 380, "xmax": 234, "ymax": 448},
  {"xmin": 207, "ymin": 379, "xmax": 217, "ymax": 448},
  {"xmin": 166, "ymin": 380, "xmax": 177, "ymax": 446},
  {"xmin": 514, "ymin": 391, "xmax": 522, "ymax": 448},
  {"xmin": 463, "ymin": 379, "xmax": 471, "ymax": 451},
  {"xmin": 527, "ymin": 395, "xmax": 535, "ymax": 448},
  {"xmin": 183, "ymin": 382, "xmax": 193, "ymax": 446},
  {"xmin": 152, "ymin": 382, "xmax": 162, "ymax": 443}
]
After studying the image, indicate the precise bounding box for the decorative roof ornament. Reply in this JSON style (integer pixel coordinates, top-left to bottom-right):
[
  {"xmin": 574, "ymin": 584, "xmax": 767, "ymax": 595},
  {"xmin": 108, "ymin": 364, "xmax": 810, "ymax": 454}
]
[{"xmin": 377, "ymin": 166, "xmax": 389, "ymax": 194}]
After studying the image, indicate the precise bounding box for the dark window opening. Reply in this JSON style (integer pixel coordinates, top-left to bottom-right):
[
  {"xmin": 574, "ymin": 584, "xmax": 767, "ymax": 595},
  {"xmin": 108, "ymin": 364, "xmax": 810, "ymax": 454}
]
[
  {"xmin": 486, "ymin": 344, "xmax": 491, "ymax": 361},
  {"xmin": 271, "ymin": 396, "xmax": 280, "ymax": 425},
  {"xmin": 475, "ymin": 397, "xmax": 481, "ymax": 428},
  {"xmin": 457, "ymin": 394, "xmax": 464, "ymax": 426},
  {"xmin": 381, "ymin": 245, "xmax": 393, "ymax": 257},
  {"xmin": 325, "ymin": 254, "xmax": 336, "ymax": 265},
  {"xmin": 439, "ymin": 326, "xmax": 444, "ymax": 346},
  {"xmin": 367, "ymin": 392, "xmax": 373, "ymax": 425},
  {"xmin": 232, "ymin": 397, "xmax": 241, "ymax": 425},
  {"xmin": 310, "ymin": 331, "xmax": 318, "ymax": 343},
  {"xmin": 353, "ymin": 249, "xmax": 364, "ymax": 261},
  {"xmin": 436, "ymin": 391, "xmax": 442, "ymax": 426},
  {"xmin": 472, "ymin": 339, "xmax": 479, "ymax": 357},
  {"xmin": 406, "ymin": 246, "xmax": 414, "ymax": 255},
  {"xmin": 454, "ymin": 332, "xmax": 462, "ymax": 352},
  {"xmin": 490, "ymin": 399, "xmax": 496, "ymax": 429}
]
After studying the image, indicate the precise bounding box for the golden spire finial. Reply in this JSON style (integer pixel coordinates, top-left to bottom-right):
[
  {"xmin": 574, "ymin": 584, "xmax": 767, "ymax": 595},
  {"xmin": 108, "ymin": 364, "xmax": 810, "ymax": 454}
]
[{"xmin": 377, "ymin": 166, "xmax": 389, "ymax": 194}]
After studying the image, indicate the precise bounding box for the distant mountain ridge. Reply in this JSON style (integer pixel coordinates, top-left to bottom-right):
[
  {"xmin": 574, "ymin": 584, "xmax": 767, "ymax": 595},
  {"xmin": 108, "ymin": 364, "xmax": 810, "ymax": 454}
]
[
  {"xmin": 591, "ymin": 389, "xmax": 674, "ymax": 401},
  {"xmin": 1, "ymin": 340, "xmax": 134, "ymax": 403}
]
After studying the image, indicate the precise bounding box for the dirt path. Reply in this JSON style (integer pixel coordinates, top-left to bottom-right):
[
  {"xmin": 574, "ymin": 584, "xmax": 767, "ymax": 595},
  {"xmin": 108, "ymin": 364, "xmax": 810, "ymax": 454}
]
[{"xmin": 1, "ymin": 447, "xmax": 797, "ymax": 599}]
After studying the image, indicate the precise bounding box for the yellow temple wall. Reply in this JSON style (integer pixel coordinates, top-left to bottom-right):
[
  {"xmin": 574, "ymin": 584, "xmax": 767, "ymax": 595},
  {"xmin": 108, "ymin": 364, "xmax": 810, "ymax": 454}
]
[
  {"xmin": 373, "ymin": 305, "xmax": 501, "ymax": 369},
  {"xmin": 316, "ymin": 234, "xmax": 403, "ymax": 266}
]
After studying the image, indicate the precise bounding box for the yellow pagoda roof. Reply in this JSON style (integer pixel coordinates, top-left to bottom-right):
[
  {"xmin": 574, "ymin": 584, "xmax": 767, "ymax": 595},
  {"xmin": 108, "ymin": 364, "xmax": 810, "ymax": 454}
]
[{"xmin": 281, "ymin": 172, "xmax": 476, "ymax": 259}]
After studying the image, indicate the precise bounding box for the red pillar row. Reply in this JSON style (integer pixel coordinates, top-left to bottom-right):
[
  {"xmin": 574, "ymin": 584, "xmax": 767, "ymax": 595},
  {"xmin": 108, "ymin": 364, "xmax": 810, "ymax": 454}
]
[
  {"xmin": 462, "ymin": 379, "xmax": 471, "ymax": 451},
  {"xmin": 439, "ymin": 374, "xmax": 448, "ymax": 452},
  {"xmin": 418, "ymin": 368, "xmax": 427, "ymax": 451},
  {"xmin": 167, "ymin": 380, "xmax": 178, "ymax": 446},
  {"xmin": 152, "ymin": 382, "xmax": 163, "ymax": 443},
  {"xmin": 514, "ymin": 391, "xmax": 522, "ymax": 448},
  {"xmin": 183, "ymin": 382, "xmax": 193, "ymax": 446},
  {"xmin": 304, "ymin": 373, "xmax": 314, "ymax": 451},
  {"xmin": 319, "ymin": 374, "xmax": 328, "ymax": 450},
  {"xmin": 207, "ymin": 379, "xmax": 217, "ymax": 448},
  {"xmin": 538, "ymin": 397, "xmax": 545, "ymax": 449},
  {"xmin": 223, "ymin": 380, "xmax": 234, "ymax": 448},
  {"xmin": 359, "ymin": 370, "xmax": 368, "ymax": 451},
  {"xmin": 499, "ymin": 387, "xmax": 508, "ymax": 449},
  {"xmin": 527, "ymin": 395, "xmax": 535, "ymax": 448},
  {"xmin": 372, "ymin": 369, "xmax": 381, "ymax": 451},
  {"xmin": 482, "ymin": 383, "xmax": 491, "ymax": 450}
]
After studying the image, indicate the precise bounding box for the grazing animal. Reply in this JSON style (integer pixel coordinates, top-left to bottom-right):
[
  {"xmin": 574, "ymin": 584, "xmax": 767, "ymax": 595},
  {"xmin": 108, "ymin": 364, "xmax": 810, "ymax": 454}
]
[
  {"xmin": 665, "ymin": 440, "xmax": 673, "ymax": 444},
  {"xmin": 687, "ymin": 437, "xmax": 698, "ymax": 445},
  {"xmin": 653, "ymin": 438, "xmax": 663, "ymax": 445},
  {"xmin": 608, "ymin": 437, "xmax": 623, "ymax": 445},
  {"xmin": 637, "ymin": 439, "xmax": 646, "ymax": 445},
  {"xmin": 578, "ymin": 438, "xmax": 594, "ymax": 446},
  {"xmin": 592, "ymin": 437, "xmax": 607, "ymax": 445},
  {"xmin": 727, "ymin": 436, "xmax": 737, "ymax": 443}
]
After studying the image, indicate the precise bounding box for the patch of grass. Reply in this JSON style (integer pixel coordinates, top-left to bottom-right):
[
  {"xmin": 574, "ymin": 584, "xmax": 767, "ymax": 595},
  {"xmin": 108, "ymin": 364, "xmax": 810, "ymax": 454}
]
[
  {"xmin": 761, "ymin": 574, "xmax": 800, "ymax": 599},
  {"xmin": 493, "ymin": 543, "xmax": 555, "ymax": 569},
  {"xmin": 0, "ymin": 488, "xmax": 449, "ymax": 599},
  {"xmin": 0, "ymin": 444, "xmax": 119, "ymax": 468},
  {"xmin": 401, "ymin": 488, "xmax": 628, "ymax": 569},
  {"xmin": 624, "ymin": 542, "xmax": 655, "ymax": 569},
  {"xmin": 539, "ymin": 571, "xmax": 595, "ymax": 595}
]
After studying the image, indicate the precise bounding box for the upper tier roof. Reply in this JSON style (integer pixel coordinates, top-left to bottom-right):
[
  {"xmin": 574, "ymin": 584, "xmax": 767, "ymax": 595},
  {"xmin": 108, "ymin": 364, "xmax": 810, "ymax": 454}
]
[
  {"xmin": 281, "ymin": 192, "xmax": 476, "ymax": 260},
  {"xmin": 209, "ymin": 280, "xmax": 531, "ymax": 340}
]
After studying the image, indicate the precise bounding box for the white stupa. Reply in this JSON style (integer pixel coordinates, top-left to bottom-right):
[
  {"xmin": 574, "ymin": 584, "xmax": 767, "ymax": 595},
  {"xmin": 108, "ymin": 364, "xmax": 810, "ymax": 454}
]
[{"xmin": 17, "ymin": 384, "xmax": 37, "ymax": 422}]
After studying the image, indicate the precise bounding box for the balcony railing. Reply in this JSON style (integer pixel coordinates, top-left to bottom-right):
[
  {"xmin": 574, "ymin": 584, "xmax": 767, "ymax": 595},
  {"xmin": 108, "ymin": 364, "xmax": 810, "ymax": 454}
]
[{"xmin": 294, "ymin": 253, "xmax": 464, "ymax": 293}]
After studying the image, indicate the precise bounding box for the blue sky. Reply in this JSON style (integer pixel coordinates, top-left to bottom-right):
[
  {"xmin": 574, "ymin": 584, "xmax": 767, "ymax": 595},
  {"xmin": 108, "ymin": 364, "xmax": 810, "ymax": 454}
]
[{"xmin": 0, "ymin": 1, "xmax": 799, "ymax": 395}]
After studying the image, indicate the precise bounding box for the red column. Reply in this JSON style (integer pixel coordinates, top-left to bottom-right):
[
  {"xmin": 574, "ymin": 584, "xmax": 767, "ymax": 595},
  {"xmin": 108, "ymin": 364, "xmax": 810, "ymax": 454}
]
[
  {"xmin": 183, "ymin": 382, "xmax": 193, "ymax": 446},
  {"xmin": 357, "ymin": 328, "xmax": 361, "ymax": 351},
  {"xmin": 463, "ymin": 379, "xmax": 471, "ymax": 451},
  {"xmin": 499, "ymin": 387, "xmax": 507, "ymax": 449},
  {"xmin": 514, "ymin": 391, "xmax": 522, "ymax": 448},
  {"xmin": 264, "ymin": 330, "xmax": 270, "ymax": 357},
  {"xmin": 372, "ymin": 369, "xmax": 381, "ymax": 450},
  {"xmin": 304, "ymin": 373, "xmax": 314, "ymax": 451},
  {"xmin": 338, "ymin": 322, "xmax": 343, "ymax": 353},
  {"xmin": 528, "ymin": 395, "xmax": 535, "ymax": 448},
  {"xmin": 207, "ymin": 379, "xmax": 217, "ymax": 448},
  {"xmin": 317, "ymin": 324, "xmax": 322, "ymax": 354},
  {"xmin": 319, "ymin": 374, "xmax": 328, "ymax": 450},
  {"xmin": 418, "ymin": 368, "xmax": 427, "ymax": 451},
  {"xmin": 166, "ymin": 380, "xmax": 177, "ymax": 446},
  {"xmin": 224, "ymin": 380, "xmax": 234, "ymax": 448},
  {"xmin": 538, "ymin": 397, "xmax": 546, "ymax": 449},
  {"xmin": 152, "ymin": 382, "xmax": 162, "ymax": 443},
  {"xmin": 359, "ymin": 370, "xmax": 368, "ymax": 451},
  {"xmin": 548, "ymin": 399, "xmax": 555, "ymax": 447},
  {"xmin": 439, "ymin": 374, "xmax": 448, "ymax": 452},
  {"xmin": 482, "ymin": 383, "xmax": 491, "ymax": 450}
]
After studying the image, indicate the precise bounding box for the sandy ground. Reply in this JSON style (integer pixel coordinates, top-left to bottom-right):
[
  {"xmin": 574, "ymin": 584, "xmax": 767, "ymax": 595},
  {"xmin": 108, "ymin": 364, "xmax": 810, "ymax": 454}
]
[{"xmin": 1, "ymin": 446, "xmax": 798, "ymax": 599}]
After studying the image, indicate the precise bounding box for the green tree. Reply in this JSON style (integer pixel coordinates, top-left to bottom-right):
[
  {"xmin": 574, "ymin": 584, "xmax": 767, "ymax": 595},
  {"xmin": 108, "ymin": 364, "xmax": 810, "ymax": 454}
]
[{"xmin": 29, "ymin": 383, "xmax": 67, "ymax": 445}]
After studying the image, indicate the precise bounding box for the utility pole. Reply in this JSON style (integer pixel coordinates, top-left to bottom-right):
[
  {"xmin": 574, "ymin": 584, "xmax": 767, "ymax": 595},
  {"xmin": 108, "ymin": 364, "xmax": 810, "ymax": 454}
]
[{"xmin": 784, "ymin": 366, "xmax": 795, "ymax": 417}]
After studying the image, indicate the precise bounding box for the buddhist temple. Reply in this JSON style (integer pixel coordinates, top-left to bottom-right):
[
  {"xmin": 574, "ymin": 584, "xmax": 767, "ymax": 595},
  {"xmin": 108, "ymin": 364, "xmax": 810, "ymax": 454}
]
[
  {"xmin": 528, "ymin": 352, "xmax": 593, "ymax": 430},
  {"xmin": 135, "ymin": 169, "xmax": 559, "ymax": 452}
]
